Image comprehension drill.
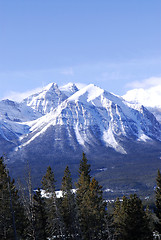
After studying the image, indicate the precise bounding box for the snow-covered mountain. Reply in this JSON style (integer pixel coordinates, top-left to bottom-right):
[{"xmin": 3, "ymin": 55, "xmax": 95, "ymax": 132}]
[
  {"xmin": 19, "ymin": 84, "xmax": 161, "ymax": 155},
  {"xmin": 1, "ymin": 82, "xmax": 161, "ymax": 197},
  {"xmin": 1, "ymin": 82, "xmax": 161, "ymax": 154}
]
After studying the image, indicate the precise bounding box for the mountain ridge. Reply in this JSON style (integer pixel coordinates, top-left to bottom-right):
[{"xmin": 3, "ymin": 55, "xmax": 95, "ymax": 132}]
[{"xmin": 11, "ymin": 83, "xmax": 161, "ymax": 154}]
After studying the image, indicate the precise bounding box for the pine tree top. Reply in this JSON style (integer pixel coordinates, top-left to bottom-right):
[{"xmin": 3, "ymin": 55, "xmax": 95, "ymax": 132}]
[
  {"xmin": 41, "ymin": 166, "xmax": 56, "ymax": 193},
  {"xmin": 79, "ymin": 152, "xmax": 91, "ymax": 173},
  {"xmin": 61, "ymin": 165, "xmax": 73, "ymax": 194}
]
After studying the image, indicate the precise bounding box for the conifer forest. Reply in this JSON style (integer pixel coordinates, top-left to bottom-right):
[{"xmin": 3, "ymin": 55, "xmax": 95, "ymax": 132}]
[{"xmin": 0, "ymin": 153, "xmax": 161, "ymax": 240}]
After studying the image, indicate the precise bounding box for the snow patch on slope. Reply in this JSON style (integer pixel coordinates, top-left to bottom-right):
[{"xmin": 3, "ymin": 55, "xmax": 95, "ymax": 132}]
[{"xmin": 103, "ymin": 127, "xmax": 126, "ymax": 154}]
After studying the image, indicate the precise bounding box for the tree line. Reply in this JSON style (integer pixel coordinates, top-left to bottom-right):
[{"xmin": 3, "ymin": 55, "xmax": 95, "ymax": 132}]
[{"xmin": 0, "ymin": 153, "xmax": 161, "ymax": 240}]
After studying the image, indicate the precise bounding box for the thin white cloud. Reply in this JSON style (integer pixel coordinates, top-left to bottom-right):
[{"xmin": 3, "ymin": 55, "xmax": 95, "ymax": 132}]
[
  {"xmin": 126, "ymin": 77, "xmax": 161, "ymax": 89},
  {"xmin": 123, "ymin": 77, "xmax": 161, "ymax": 108},
  {"xmin": 61, "ymin": 68, "xmax": 74, "ymax": 76},
  {"xmin": 3, "ymin": 87, "xmax": 43, "ymax": 102}
]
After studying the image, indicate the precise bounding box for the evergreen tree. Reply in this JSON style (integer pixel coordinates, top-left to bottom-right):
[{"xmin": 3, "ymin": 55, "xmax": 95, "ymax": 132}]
[
  {"xmin": 33, "ymin": 188, "xmax": 47, "ymax": 240},
  {"xmin": 61, "ymin": 166, "xmax": 80, "ymax": 239},
  {"xmin": 76, "ymin": 153, "xmax": 107, "ymax": 240},
  {"xmin": 113, "ymin": 194, "xmax": 153, "ymax": 240},
  {"xmin": 78, "ymin": 152, "xmax": 91, "ymax": 184},
  {"xmin": 42, "ymin": 166, "xmax": 64, "ymax": 239},
  {"xmin": 86, "ymin": 177, "xmax": 107, "ymax": 239},
  {"xmin": 76, "ymin": 152, "xmax": 91, "ymax": 208},
  {"xmin": 145, "ymin": 205, "xmax": 155, "ymax": 235},
  {"xmin": 155, "ymin": 169, "xmax": 161, "ymax": 233},
  {"xmin": 0, "ymin": 156, "xmax": 26, "ymax": 240},
  {"xmin": 113, "ymin": 196, "xmax": 128, "ymax": 239}
]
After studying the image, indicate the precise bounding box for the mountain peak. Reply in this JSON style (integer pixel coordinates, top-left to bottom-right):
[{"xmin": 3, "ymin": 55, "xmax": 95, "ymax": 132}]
[
  {"xmin": 67, "ymin": 83, "xmax": 104, "ymax": 104},
  {"xmin": 44, "ymin": 82, "xmax": 59, "ymax": 92},
  {"xmin": 23, "ymin": 82, "xmax": 66, "ymax": 114},
  {"xmin": 60, "ymin": 82, "xmax": 79, "ymax": 97}
]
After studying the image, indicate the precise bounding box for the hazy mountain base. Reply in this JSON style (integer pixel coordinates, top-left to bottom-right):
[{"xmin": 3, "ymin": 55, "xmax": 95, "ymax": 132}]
[{"xmin": 6, "ymin": 126, "xmax": 161, "ymax": 200}]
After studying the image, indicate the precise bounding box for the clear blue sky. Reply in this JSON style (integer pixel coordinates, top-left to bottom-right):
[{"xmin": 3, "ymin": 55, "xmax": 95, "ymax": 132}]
[{"xmin": 0, "ymin": 0, "xmax": 161, "ymax": 100}]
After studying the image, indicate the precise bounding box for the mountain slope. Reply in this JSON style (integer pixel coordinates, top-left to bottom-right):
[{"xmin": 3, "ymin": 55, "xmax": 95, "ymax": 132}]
[
  {"xmin": 0, "ymin": 99, "xmax": 41, "ymax": 154},
  {"xmin": 0, "ymin": 99, "xmax": 42, "ymax": 122}
]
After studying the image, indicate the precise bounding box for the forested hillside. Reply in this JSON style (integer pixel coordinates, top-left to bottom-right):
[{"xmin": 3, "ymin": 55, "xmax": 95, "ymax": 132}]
[{"xmin": 1, "ymin": 154, "xmax": 161, "ymax": 240}]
